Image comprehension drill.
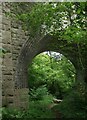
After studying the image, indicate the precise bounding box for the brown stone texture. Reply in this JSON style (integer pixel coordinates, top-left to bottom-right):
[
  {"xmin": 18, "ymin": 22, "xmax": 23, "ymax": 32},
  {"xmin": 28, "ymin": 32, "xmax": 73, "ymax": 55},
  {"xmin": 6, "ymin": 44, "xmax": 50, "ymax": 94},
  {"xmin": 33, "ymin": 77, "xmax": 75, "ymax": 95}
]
[{"xmin": 1, "ymin": 3, "xmax": 29, "ymax": 109}]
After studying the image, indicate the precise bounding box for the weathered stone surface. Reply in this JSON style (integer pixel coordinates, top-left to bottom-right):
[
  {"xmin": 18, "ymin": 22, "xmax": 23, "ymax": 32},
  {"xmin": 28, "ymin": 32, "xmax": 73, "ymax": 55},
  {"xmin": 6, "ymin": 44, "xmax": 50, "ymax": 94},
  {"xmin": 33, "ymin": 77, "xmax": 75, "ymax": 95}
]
[
  {"xmin": 1, "ymin": 3, "xmax": 30, "ymax": 109},
  {"xmin": 2, "ymin": 96, "xmax": 7, "ymax": 106},
  {"xmin": 1, "ymin": 3, "xmax": 87, "ymax": 110},
  {"xmin": 2, "ymin": 44, "xmax": 12, "ymax": 53},
  {"xmin": 2, "ymin": 56, "xmax": 13, "ymax": 74},
  {"xmin": 2, "ymin": 24, "xmax": 11, "ymax": 31},
  {"xmin": 5, "ymin": 89, "xmax": 14, "ymax": 96},
  {"xmin": 2, "ymin": 30, "xmax": 11, "ymax": 44},
  {"xmin": 7, "ymin": 96, "xmax": 14, "ymax": 103},
  {"xmin": 0, "ymin": 23, "xmax": 2, "ymax": 30},
  {"xmin": 0, "ymin": 15, "xmax": 2, "ymax": 23},
  {"xmin": 2, "ymin": 15, "xmax": 10, "ymax": 26},
  {"xmin": 2, "ymin": 75, "xmax": 12, "ymax": 81},
  {"xmin": 2, "ymin": 81, "xmax": 14, "ymax": 89}
]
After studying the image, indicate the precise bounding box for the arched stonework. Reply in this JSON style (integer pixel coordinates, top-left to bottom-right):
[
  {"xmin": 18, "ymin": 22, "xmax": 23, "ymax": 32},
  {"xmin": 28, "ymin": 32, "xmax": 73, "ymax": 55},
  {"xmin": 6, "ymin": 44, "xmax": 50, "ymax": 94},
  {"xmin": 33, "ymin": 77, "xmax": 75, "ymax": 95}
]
[
  {"xmin": 14, "ymin": 33, "xmax": 86, "ymax": 109},
  {"xmin": 1, "ymin": 3, "xmax": 87, "ymax": 109}
]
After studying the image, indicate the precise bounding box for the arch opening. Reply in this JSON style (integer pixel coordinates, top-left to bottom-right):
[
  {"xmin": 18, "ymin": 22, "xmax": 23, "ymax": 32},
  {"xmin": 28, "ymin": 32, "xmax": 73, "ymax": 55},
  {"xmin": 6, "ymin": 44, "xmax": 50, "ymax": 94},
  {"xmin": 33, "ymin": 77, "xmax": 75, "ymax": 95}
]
[
  {"xmin": 28, "ymin": 51, "xmax": 76, "ymax": 100},
  {"xmin": 14, "ymin": 34, "xmax": 78, "ymax": 109}
]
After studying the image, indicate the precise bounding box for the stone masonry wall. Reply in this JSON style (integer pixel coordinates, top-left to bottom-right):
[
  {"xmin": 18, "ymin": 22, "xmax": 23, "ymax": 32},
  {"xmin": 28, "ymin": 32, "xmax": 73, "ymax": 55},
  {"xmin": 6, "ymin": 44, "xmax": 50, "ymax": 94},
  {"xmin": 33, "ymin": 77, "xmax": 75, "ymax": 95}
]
[
  {"xmin": 1, "ymin": 2, "xmax": 86, "ymax": 109},
  {"xmin": 2, "ymin": 3, "xmax": 29, "ymax": 108},
  {"xmin": 0, "ymin": 3, "xmax": 2, "ymax": 110},
  {"xmin": 2, "ymin": 3, "xmax": 13, "ymax": 107}
]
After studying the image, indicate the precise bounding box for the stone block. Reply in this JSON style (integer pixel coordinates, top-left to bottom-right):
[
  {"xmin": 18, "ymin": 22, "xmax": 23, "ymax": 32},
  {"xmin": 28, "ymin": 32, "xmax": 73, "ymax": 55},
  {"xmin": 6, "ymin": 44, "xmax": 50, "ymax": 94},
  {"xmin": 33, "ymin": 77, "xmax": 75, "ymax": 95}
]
[
  {"xmin": 11, "ymin": 22, "xmax": 19, "ymax": 28},
  {"xmin": 0, "ymin": 6, "xmax": 2, "ymax": 14},
  {"xmin": 8, "ymin": 103, "xmax": 14, "ymax": 108},
  {"xmin": 2, "ymin": 70, "xmax": 13, "ymax": 76},
  {"xmin": 12, "ymin": 55, "xmax": 18, "ymax": 60},
  {"xmin": 2, "ymin": 24, "xmax": 11, "ymax": 31},
  {"xmin": 5, "ymin": 89, "xmax": 14, "ymax": 96},
  {"xmin": 3, "ymin": 52, "xmax": 12, "ymax": 58},
  {"xmin": 12, "ymin": 50, "xmax": 19, "ymax": 55},
  {"xmin": 7, "ymin": 96, "xmax": 13, "ymax": 103},
  {"xmin": 2, "ymin": 15, "xmax": 10, "ymax": 26},
  {"xmin": 0, "ymin": 15, "xmax": 2, "ymax": 23},
  {"xmin": 0, "ymin": 24, "xmax": 2, "ymax": 30},
  {"xmin": 13, "ymin": 100, "xmax": 21, "ymax": 109},
  {"xmin": 12, "ymin": 60, "xmax": 17, "ymax": 66},
  {"xmin": 2, "ymin": 65, "xmax": 13, "ymax": 75},
  {"xmin": 2, "ymin": 89, "xmax": 5, "ymax": 96},
  {"xmin": 0, "ymin": 58, "xmax": 2, "ymax": 65},
  {"xmin": 0, "ymin": 43, "xmax": 2, "ymax": 47},
  {"xmin": 2, "ymin": 43, "xmax": 12, "ymax": 53},
  {"xmin": 2, "ymin": 96, "xmax": 7, "ymax": 106},
  {"xmin": 2, "ymin": 74, "xmax": 12, "ymax": 81},
  {"xmin": 12, "ymin": 40, "xmax": 23, "ymax": 47},
  {"xmin": 2, "ymin": 81, "xmax": 14, "ymax": 89},
  {"xmin": 2, "ymin": 53, "xmax": 13, "ymax": 67},
  {"xmin": 11, "ymin": 33, "xmax": 17, "ymax": 38},
  {"xmin": 14, "ymin": 88, "xmax": 29, "ymax": 102},
  {"xmin": 0, "ymin": 33, "xmax": 2, "ymax": 38},
  {"xmin": 2, "ymin": 96, "xmax": 14, "ymax": 107},
  {"xmin": 14, "ymin": 100, "xmax": 29, "ymax": 110},
  {"xmin": 11, "ymin": 28, "xmax": 19, "ymax": 34},
  {"xmin": 13, "ymin": 46, "xmax": 21, "ymax": 51},
  {"xmin": 2, "ymin": 30, "xmax": 11, "ymax": 44}
]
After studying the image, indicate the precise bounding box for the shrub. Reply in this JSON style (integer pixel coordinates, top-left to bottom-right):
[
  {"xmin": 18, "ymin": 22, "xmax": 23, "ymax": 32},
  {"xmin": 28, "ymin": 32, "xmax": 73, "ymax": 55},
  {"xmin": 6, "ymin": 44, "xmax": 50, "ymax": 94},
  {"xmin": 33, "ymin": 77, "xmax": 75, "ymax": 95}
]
[
  {"xmin": 2, "ymin": 87, "xmax": 55, "ymax": 119},
  {"xmin": 2, "ymin": 107, "xmax": 24, "ymax": 119},
  {"xmin": 2, "ymin": 102, "xmax": 55, "ymax": 119},
  {"xmin": 53, "ymin": 88, "xmax": 86, "ymax": 119},
  {"xmin": 24, "ymin": 101, "xmax": 55, "ymax": 119},
  {"xmin": 29, "ymin": 85, "xmax": 50, "ymax": 101}
]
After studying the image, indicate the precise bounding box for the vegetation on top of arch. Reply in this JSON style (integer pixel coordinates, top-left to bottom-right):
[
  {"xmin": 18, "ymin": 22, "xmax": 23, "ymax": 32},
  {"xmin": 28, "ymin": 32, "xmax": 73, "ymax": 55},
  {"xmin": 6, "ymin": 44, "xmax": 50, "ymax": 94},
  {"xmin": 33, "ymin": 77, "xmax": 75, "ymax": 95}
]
[{"xmin": 15, "ymin": 2, "xmax": 87, "ymax": 44}]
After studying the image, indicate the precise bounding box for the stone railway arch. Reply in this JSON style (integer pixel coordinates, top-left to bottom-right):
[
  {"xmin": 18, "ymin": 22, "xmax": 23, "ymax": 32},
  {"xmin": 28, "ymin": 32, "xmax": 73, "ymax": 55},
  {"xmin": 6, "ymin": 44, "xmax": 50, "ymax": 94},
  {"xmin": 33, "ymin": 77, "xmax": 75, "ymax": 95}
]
[
  {"xmin": 1, "ymin": 3, "xmax": 87, "ymax": 109},
  {"xmin": 14, "ymin": 34, "xmax": 77, "ymax": 109}
]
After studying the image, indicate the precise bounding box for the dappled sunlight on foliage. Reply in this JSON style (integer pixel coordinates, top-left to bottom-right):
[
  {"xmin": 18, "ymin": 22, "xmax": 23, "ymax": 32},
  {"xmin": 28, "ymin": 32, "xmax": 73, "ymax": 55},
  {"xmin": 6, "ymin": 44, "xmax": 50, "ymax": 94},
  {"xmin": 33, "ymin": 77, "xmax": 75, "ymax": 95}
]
[{"xmin": 28, "ymin": 52, "xmax": 75, "ymax": 99}]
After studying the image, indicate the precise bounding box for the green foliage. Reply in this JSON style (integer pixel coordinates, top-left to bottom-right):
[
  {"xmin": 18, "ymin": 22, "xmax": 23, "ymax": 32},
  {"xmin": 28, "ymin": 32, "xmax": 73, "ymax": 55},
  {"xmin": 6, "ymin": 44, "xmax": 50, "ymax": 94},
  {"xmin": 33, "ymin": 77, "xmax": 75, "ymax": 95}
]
[
  {"xmin": 26, "ymin": 101, "xmax": 55, "ymax": 119},
  {"xmin": 29, "ymin": 85, "xmax": 49, "ymax": 101},
  {"xmin": 2, "ymin": 108, "xmax": 24, "ymax": 119},
  {"xmin": 2, "ymin": 85, "xmax": 55, "ymax": 119},
  {"xmin": 28, "ymin": 53, "xmax": 75, "ymax": 98},
  {"xmin": 53, "ymin": 84, "xmax": 86, "ymax": 119},
  {"xmin": 2, "ymin": 94, "xmax": 55, "ymax": 119},
  {"xmin": 2, "ymin": 84, "xmax": 86, "ymax": 119},
  {"xmin": 11, "ymin": 2, "xmax": 87, "ymax": 70},
  {"xmin": 15, "ymin": 2, "xmax": 87, "ymax": 44},
  {"xmin": 2, "ymin": 106, "xmax": 55, "ymax": 119}
]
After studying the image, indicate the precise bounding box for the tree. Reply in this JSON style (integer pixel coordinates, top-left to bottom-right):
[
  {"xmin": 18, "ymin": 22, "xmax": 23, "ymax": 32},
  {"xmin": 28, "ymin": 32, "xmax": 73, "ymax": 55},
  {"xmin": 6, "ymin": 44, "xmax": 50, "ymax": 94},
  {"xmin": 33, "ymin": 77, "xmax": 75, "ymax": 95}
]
[
  {"xmin": 17, "ymin": 2, "xmax": 86, "ymax": 43},
  {"xmin": 14, "ymin": 2, "xmax": 87, "ymax": 83},
  {"xmin": 28, "ymin": 52, "xmax": 75, "ymax": 98}
]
